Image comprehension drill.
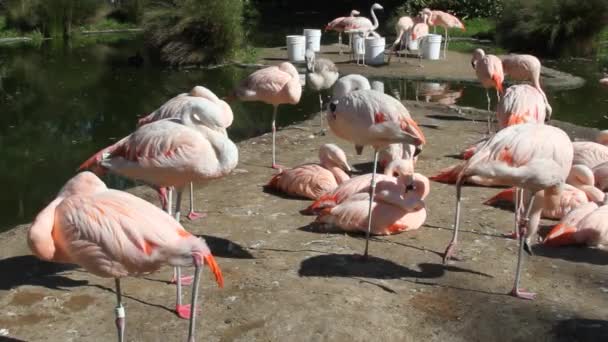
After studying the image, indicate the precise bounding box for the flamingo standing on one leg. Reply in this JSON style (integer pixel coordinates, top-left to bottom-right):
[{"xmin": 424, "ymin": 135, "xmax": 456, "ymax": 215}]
[
  {"xmin": 420, "ymin": 8, "xmax": 465, "ymax": 59},
  {"xmin": 232, "ymin": 62, "xmax": 302, "ymax": 169},
  {"xmin": 501, "ymin": 54, "xmax": 553, "ymax": 119},
  {"xmin": 325, "ymin": 10, "xmax": 360, "ymax": 55},
  {"xmin": 27, "ymin": 172, "xmax": 223, "ymax": 342},
  {"xmin": 443, "ymin": 123, "xmax": 573, "ymax": 299},
  {"xmin": 544, "ymin": 200, "xmax": 608, "ymax": 247},
  {"xmin": 79, "ymin": 112, "xmax": 237, "ymax": 319},
  {"xmin": 137, "ymin": 85, "xmax": 233, "ymax": 220},
  {"xmin": 471, "ymin": 48, "xmax": 504, "ymax": 132},
  {"xmin": 327, "ymin": 89, "xmax": 426, "ymax": 257},
  {"xmin": 305, "ymin": 49, "xmax": 339, "ymax": 135},
  {"xmin": 266, "ymin": 144, "xmax": 351, "ymax": 199}
]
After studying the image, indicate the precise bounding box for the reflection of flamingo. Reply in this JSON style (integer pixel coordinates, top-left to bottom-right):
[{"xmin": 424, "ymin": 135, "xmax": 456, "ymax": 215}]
[
  {"xmin": 325, "ymin": 10, "xmax": 360, "ymax": 54},
  {"xmin": 420, "ymin": 8, "xmax": 465, "ymax": 59},
  {"xmin": 327, "ymin": 90, "xmax": 426, "ymax": 256},
  {"xmin": 266, "ymin": 144, "xmax": 351, "ymax": 199},
  {"xmin": 599, "ymin": 75, "xmax": 608, "ymax": 89},
  {"xmin": 27, "ymin": 172, "xmax": 223, "ymax": 341},
  {"xmin": 137, "ymin": 85, "xmax": 233, "ymax": 220},
  {"xmin": 501, "ymin": 54, "xmax": 552, "ymax": 119},
  {"xmin": 471, "ymin": 48, "xmax": 504, "ymax": 132},
  {"xmin": 232, "ymin": 62, "xmax": 302, "ymax": 169},
  {"xmin": 442, "ymin": 123, "xmax": 573, "ymax": 299},
  {"xmin": 305, "ymin": 49, "xmax": 339, "ymax": 134},
  {"xmin": 544, "ymin": 201, "xmax": 608, "ymax": 247}
]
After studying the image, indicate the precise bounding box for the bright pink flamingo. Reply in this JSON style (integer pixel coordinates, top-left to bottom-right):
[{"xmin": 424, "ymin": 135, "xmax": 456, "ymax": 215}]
[
  {"xmin": 501, "ymin": 54, "xmax": 552, "ymax": 118},
  {"xmin": 79, "ymin": 112, "xmax": 237, "ymax": 314},
  {"xmin": 325, "ymin": 9, "xmax": 360, "ymax": 54},
  {"xmin": 266, "ymin": 144, "xmax": 351, "ymax": 199},
  {"xmin": 471, "ymin": 48, "xmax": 504, "ymax": 133},
  {"xmin": 232, "ymin": 62, "xmax": 302, "ymax": 169},
  {"xmin": 544, "ymin": 201, "xmax": 608, "ymax": 247},
  {"xmin": 28, "ymin": 172, "xmax": 223, "ymax": 341},
  {"xmin": 137, "ymin": 85, "xmax": 233, "ymax": 220},
  {"xmin": 420, "ymin": 8, "xmax": 465, "ymax": 59},
  {"xmin": 443, "ymin": 123, "xmax": 573, "ymax": 299}
]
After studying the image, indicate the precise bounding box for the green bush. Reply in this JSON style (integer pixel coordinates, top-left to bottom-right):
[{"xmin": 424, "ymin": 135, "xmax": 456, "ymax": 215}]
[
  {"xmin": 394, "ymin": 0, "xmax": 503, "ymax": 19},
  {"xmin": 144, "ymin": 0, "xmax": 245, "ymax": 66},
  {"xmin": 496, "ymin": 0, "xmax": 608, "ymax": 57}
]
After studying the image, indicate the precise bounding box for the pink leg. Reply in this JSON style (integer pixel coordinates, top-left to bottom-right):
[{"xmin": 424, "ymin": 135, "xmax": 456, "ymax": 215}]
[
  {"xmin": 509, "ymin": 195, "xmax": 537, "ymax": 300},
  {"xmin": 187, "ymin": 182, "xmax": 206, "ymax": 221},
  {"xmin": 171, "ymin": 267, "xmax": 193, "ymax": 286},
  {"xmin": 157, "ymin": 187, "xmax": 168, "ymax": 211},
  {"xmin": 174, "ymin": 267, "xmax": 198, "ymax": 320}
]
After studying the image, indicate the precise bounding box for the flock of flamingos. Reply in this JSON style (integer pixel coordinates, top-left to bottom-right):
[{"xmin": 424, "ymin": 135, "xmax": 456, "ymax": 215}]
[{"xmin": 22, "ymin": 4, "xmax": 608, "ymax": 342}]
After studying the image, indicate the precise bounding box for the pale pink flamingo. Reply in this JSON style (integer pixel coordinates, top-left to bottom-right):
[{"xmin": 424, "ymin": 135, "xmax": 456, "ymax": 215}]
[
  {"xmin": 266, "ymin": 144, "xmax": 351, "ymax": 199},
  {"xmin": 379, "ymin": 143, "xmax": 418, "ymax": 169},
  {"xmin": 572, "ymin": 130, "xmax": 608, "ymax": 169},
  {"xmin": 443, "ymin": 123, "xmax": 573, "ymax": 299},
  {"xmin": 332, "ymin": 74, "xmax": 371, "ymax": 100},
  {"xmin": 388, "ymin": 13, "xmax": 427, "ymax": 62},
  {"xmin": 137, "ymin": 85, "xmax": 233, "ymax": 220},
  {"xmin": 79, "ymin": 112, "xmax": 237, "ymax": 314},
  {"xmin": 28, "ymin": 172, "xmax": 223, "ymax": 341},
  {"xmin": 544, "ymin": 201, "xmax": 608, "ymax": 247},
  {"xmin": 471, "ymin": 48, "xmax": 504, "ymax": 131},
  {"xmin": 305, "ymin": 49, "xmax": 339, "ymax": 134},
  {"xmin": 420, "ymin": 8, "xmax": 465, "ymax": 59},
  {"xmin": 232, "ymin": 62, "xmax": 302, "ymax": 169},
  {"xmin": 599, "ymin": 76, "xmax": 608, "ymax": 89},
  {"xmin": 501, "ymin": 54, "xmax": 552, "ymax": 119},
  {"xmin": 344, "ymin": 3, "xmax": 384, "ymax": 39},
  {"xmin": 325, "ymin": 10, "xmax": 360, "ymax": 54},
  {"xmin": 326, "ymin": 91, "xmax": 426, "ymax": 257}
]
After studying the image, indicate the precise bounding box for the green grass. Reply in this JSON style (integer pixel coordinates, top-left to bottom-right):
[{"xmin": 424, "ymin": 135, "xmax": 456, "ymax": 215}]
[
  {"xmin": 78, "ymin": 18, "xmax": 138, "ymax": 32},
  {"xmin": 0, "ymin": 15, "xmax": 43, "ymax": 44},
  {"xmin": 448, "ymin": 40, "xmax": 506, "ymax": 54},
  {"xmin": 448, "ymin": 18, "xmax": 496, "ymax": 38}
]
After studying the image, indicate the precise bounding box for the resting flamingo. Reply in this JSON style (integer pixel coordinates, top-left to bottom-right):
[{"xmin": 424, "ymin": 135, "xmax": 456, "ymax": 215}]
[
  {"xmin": 572, "ymin": 130, "xmax": 608, "ymax": 169},
  {"xmin": 544, "ymin": 201, "xmax": 608, "ymax": 247},
  {"xmin": 232, "ymin": 62, "xmax": 302, "ymax": 169},
  {"xmin": 471, "ymin": 48, "xmax": 505, "ymax": 131},
  {"xmin": 305, "ymin": 49, "xmax": 339, "ymax": 134},
  {"xmin": 327, "ymin": 89, "xmax": 426, "ymax": 257},
  {"xmin": 332, "ymin": 74, "xmax": 371, "ymax": 100},
  {"xmin": 27, "ymin": 172, "xmax": 223, "ymax": 341},
  {"xmin": 266, "ymin": 144, "xmax": 351, "ymax": 200},
  {"xmin": 325, "ymin": 9, "xmax": 360, "ymax": 54},
  {"xmin": 137, "ymin": 85, "xmax": 233, "ymax": 220},
  {"xmin": 443, "ymin": 123, "xmax": 573, "ymax": 299},
  {"xmin": 420, "ymin": 8, "xmax": 465, "ymax": 59},
  {"xmin": 501, "ymin": 53, "xmax": 552, "ymax": 119}
]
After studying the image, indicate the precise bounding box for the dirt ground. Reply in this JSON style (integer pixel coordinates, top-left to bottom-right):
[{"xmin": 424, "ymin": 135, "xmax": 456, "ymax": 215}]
[
  {"xmin": 1, "ymin": 101, "xmax": 607, "ymax": 342},
  {"xmin": 256, "ymin": 44, "xmax": 585, "ymax": 91}
]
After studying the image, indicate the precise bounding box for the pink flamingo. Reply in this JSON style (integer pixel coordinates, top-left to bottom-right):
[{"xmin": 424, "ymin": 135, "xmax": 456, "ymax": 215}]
[
  {"xmin": 572, "ymin": 130, "xmax": 608, "ymax": 169},
  {"xmin": 326, "ymin": 90, "xmax": 426, "ymax": 257},
  {"xmin": 28, "ymin": 172, "xmax": 223, "ymax": 341},
  {"xmin": 471, "ymin": 48, "xmax": 504, "ymax": 124},
  {"xmin": 544, "ymin": 201, "xmax": 608, "ymax": 247},
  {"xmin": 137, "ymin": 85, "xmax": 234, "ymax": 220},
  {"xmin": 420, "ymin": 8, "xmax": 465, "ymax": 59},
  {"xmin": 379, "ymin": 143, "xmax": 418, "ymax": 169},
  {"xmin": 389, "ymin": 13, "xmax": 427, "ymax": 62},
  {"xmin": 443, "ymin": 123, "xmax": 573, "ymax": 299},
  {"xmin": 501, "ymin": 54, "xmax": 552, "ymax": 119},
  {"xmin": 600, "ymin": 76, "xmax": 608, "ymax": 89},
  {"xmin": 232, "ymin": 62, "xmax": 302, "ymax": 169},
  {"xmin": 325, "ymin": 9, "xmax": 360, "ymax": 54},
  {"xmin": 265, "ymin": 144, "xmax": 351, "ymax": 200},
  {"xmin": 344, "ymin": 3, "xmax": 383, "ymax": 39}
]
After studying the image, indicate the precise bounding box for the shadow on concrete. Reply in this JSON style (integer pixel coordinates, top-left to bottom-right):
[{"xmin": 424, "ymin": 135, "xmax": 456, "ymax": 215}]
[
  {"xmin": 0, "ymin": 255, "xmax": 85, "ymax": 291},
  {"xmin": 532, "ymin": 245, "xmax": 608, "ymax": 266},
  {"xmin": 551, "ymin": 318, "xmax": 608, "ymax": 342},
  {"xmin": 197, "ymin": 235, "xmax": 255, "ymax": 259}
]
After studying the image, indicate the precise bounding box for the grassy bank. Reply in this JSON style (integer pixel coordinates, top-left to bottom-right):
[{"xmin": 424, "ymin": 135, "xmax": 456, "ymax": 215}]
[{"xmin": 445, "ymin": 18, "xmax": 506, "ymax": 55}]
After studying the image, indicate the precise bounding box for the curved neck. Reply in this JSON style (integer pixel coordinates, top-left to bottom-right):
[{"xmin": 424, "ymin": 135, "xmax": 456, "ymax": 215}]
[
  {"xmin": 198, "ymin": 126, "xmax": 238, "ymax": 173},
  {"xmin": 327, "ymin": 166, "xmax": 350, "ymax": 184},
  {"xmin": 370, "ymin": 6, "xmax": 379, "ymax": 30},
  {"xmin": 28, "ymin": 197, "xmax": 70, "ymax": 262}
]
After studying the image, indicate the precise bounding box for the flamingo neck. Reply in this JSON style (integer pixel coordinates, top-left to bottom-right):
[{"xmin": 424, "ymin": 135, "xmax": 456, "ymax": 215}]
[
  {"xmin": 370, "ymin": 6, "xmax": 379, "ymax": 31},
  {"xmin": 28, "ymin": 197, "xmax": 67, "ymax": 262},
  {"xmin": 199, "ymin": 126, "xmax": 238, "ymax": 174},
  {"xmin": 326, "ymin": 166, "xmax": 350, "ymax": 184}
]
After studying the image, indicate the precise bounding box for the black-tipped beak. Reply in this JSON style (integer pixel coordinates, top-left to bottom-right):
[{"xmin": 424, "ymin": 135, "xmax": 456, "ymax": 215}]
[
  {"xmin": 355, "ymin": 145, "xmax": 364, "ymax": 155},
  {"xmin": 524, "ymin": 242, "xmax": 533, "ymax": 256},
  {"xmin": 414, "ymin": 146, "xmax": 422, "ymax": 157}
]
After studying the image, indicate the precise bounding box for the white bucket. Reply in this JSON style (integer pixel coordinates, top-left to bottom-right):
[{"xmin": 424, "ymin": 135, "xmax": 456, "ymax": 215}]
[
  {"xmin": 365, "ymin": 37, "xmax": 386, "ymax": 65},
  {"xmin": 303, "ymin": 29, "xmax": 322, "ymax": 52},
  {"xmin": 421, "ymin": 34, "xmax": 442, "ymax": 60},
  {"xmin": 352, "ymin": 35, "xmax": 365, "ymax": 57},
  {"xmin": 286, "ymin": 35, "xmax": 306, "ymax": 62},
  {"xmin": 371, "ymin": 81, "xmax": 385, "ymax": 93},
  {"xmin": 407, "ymin": 36, "xmax": 419, "ymax": 51}
]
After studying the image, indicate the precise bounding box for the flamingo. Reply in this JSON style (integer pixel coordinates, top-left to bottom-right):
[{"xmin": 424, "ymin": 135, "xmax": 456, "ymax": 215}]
[
  {"xmin": 326, "ymin": 89, "xmax": 426, "ymax": 256},
  {"xmin": 266, "ymin": 144, "xmax": 351, "ymax": 200},
  {"xmin": 137, "ymin": 85, "xmax": 233, "ymax": 220},
  {"xmin": 232, "ymin": 62, "xmax": 302, "ymax": 169},
  {"xmin": 325, "ymin": 10, "xmax": 360, "ymax": 55},
  {"xmin": 78, "ymin": 111, "xmax": 237, "ymax": 317},
  {"xmin": 420, "ymin": 8, "xmax": 465, "ymax": 59},
  {"xmin": 572, "ymin": 130, "xmax": 608, "ymax": 169},
  {"xmin": 471, "ymin": 48, "xmax": 505, "ymax": 132},
  {"xmin": 27, "ymin": 172, "xmax": 223, "ymax": 342},
  {"xmin": 305, "ymin": 49, "xmax": 339, "ymax": 135},
  {"xmin": 442, "ymin": 123, "xmax": 573, "ymax": 299},
  {"xmin": 388, "ymin": 13, "xmax": 427, "ymax": 63},
  {"xmin": 379, "ymin": 143, "xmax": 419, "ymax": 169},
  {"xmin": 600, "ymin": 76, "xmax": 608, "ymax": 89},
  {"xmin": 332, "ymin": 74, "xmax": 371, "ymax": 100},
  {"xmin": 344, "ymin": 3, "xmax": 384, "ymax": 61},
  {"xmin": 544, "ymin": 201, "xmax": 608, "ymax": 247},
  {"xmin": 501, "ymin": 54, "xmax": 552, "ymax": 119}
]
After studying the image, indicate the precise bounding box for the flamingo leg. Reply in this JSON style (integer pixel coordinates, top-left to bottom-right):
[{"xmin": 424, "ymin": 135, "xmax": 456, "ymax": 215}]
[
  {"xmin": 317, "ymin": 93, "xmax": 326, "ymax": 135},
  {"xmin": 187, "ymin": 254, "xmax": 203, "ymax": 342},
  {"xmin": 510, "ymin": 194, "xmax": 537, "ymax": 300},
  {"xmin": 187, "ymin": 182, "xmax": 206, "ymax": 221},
  {"xmin": 362, "ymin": 150, "xmax": 379, "ymax": 258},
  {"xmin": 486, "ymin": 89, "xmax": 493, "ymax": 134},
  {"xmin": 338, "ymin": 32, "xmax": 343, "ymax": 55},
  {"xmin": 504, "ymin": 188, "xmax": 522, "ymax": 239},
  {"xmin": 443, "ymin": 27, "xmax": 448, "ymax": 59},
  {"xmin": 174, "ymin": 266, "xmax": 195, "ymax": 319},
  {"xmin": 167, "ymin": 188, "xmax": 173, "ymax": 217},
  {"xmin": 170, "ymin": 189, "xmax": 194, "ymax": 288},
  {"xmin": 271, "ymin": 105, "xmax": 281, "ymax": 169},
  {"xmin": 114, "ymin": 278, "xmax": 125, "ymax": 342},
  {"xmin": 443, "ymin": 183, "xmax": 462, "ymax": 263}
]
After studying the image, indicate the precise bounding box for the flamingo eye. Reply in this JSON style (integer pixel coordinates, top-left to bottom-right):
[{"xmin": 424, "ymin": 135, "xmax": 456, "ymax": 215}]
[{"xmin": 329, "ymin": 102, "xmax": 337, "ymax": 112}]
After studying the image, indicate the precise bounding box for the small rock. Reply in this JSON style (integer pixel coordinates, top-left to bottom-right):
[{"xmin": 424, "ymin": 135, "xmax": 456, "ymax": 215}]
[
  {"xmin": 226, "ymin": 296, "xmax": 238, "ymax": 302},
  {"xmin": 224, "ymin": 319, "xmax": 232, "ymax": 324}
]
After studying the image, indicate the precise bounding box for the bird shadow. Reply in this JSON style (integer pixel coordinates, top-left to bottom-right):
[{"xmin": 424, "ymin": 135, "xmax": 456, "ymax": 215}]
[
  {"xmin": 0, "ymin": 337, "xmax": 28, "ymax": 342},
  {"xmin": 262, "ymin": 57, "xmax": 288, "ymax": 62},
  {"xmin": 425, "ymin": 114, "xmax": 476, "ymax": 122},
  {"xmin": 0, "ymin": 255, "xmax": 87, "ymax": 291},
  {"xmin": 551, "ymin": 318, "xmax": 608, "ymax": 342},
  {"xmin": 531, "ymin": 244, "xmax": 608, "ymax": 266},
  {"xmin": 261, "ymin": 185, "xmax": 310, "ymax": 201},
  {"xmin": 91, "ymin": 284, "xmax": 174, "ymax": 316},
  {"xmin": 195, "ymin": 235, "xmax": 255, "ymax": 259}
]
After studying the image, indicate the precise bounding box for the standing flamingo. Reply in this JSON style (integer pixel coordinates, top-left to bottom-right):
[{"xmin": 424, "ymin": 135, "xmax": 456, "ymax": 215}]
[
  {"xmin": 420, "ymin": 8, "xmax": 465, "ymax": 59},
  {"xmin": 79, "ymin": 112, "xmax": 237, "ymax": 317},
  {"xmin": 501, "ymin": 54, "xmax": 552, "ymax": 119},
  {"xmin": 28, "ymin": 172, "xmax": 223, "ymax": 342},
  {"xmin": 305, "ymin": 49, "xmax": 339, "ymax": 134},
  {"xmin": 471, "ymin": 48, "xmax": 504, "ymax": 131},
  {"xmin": 496, "ymin": 84, "xmax": 547, "ymax": 128},
  {"xmin": 327, "ymin": 89, "xmax": 426, "ymax": 256},
  {"xmin": 544, "ymin": 201, "xmax": 608, "ymax": 247},
  {"xmin": 137, "ymin": 85, "xmax": 233, "ymax": 220},
  {"xmin": 344, "ymin": 3, "xmax": 384, "ymax": 61},
  {"xmin": 325, "ymin": 10, "xmax": 360, "ymax": 54},
  {"xmin": 388, "ymin": 13, "xmax": 427, "ymax": 63},
  {"xmin": 443, "ymin": 123, "xmax": 573, "ymax": 299},
  {"xmin": 332, "ymin": 74, "xmax": 371, "ymax": 100},
  {"xmin": 232, "ymin": 62, "xmax": 302, "ymax": 169}
]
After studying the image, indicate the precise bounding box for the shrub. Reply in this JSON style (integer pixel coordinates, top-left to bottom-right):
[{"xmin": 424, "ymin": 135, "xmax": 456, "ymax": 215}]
[
  {"xmin": 394, "ymin": 0, "xmax": 502, "ymax": 19},
  {"xmin": 144, "ymin": 0, "xmax": 245, "ymax": 65}
]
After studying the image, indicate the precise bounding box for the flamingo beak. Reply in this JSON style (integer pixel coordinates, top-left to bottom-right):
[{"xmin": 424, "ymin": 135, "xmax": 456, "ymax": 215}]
[
  {"xmin": 403, "ymin": 117, "xmax": 427, "ymax": 146},
  {"xmin": 544, "ymin": 224, "xmax": 578, "ymax": 246}
]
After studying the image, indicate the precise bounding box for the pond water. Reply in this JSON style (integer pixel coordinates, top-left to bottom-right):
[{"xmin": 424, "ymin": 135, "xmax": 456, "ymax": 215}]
[{"xmin": 0, "ymin": 34, "xmax": 607, "ymax": 231}]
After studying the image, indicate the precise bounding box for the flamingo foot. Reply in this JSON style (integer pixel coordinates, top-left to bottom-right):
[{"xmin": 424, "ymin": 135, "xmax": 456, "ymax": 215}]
[
  {"xmin": 271, "ymin": 163, "xmax": 285, "ymax": 170},
  {"xmin": 170, "ymin": 275, "xmax": 194, "ymax": 286},
  {"xmin": 187, "ymin": 211, "xmax": 206, "ymax": 221},
  {"xmin": 442, "ymin": 241, "xmax": 458, "ymax": 264},
  {"xmin": 315, "ymin": 129, "xmax": 327, "ymax": 136},
  {"xmin": 502, "ymin": 231, "xmax": 519, "ymax": 240},
  {"xmin": 509, "ymin": 288, "xmax": 536, "ymax": 300},
  {"xmin": 175, "ymin": 304, "xmax": 200, "ymax": 320}
]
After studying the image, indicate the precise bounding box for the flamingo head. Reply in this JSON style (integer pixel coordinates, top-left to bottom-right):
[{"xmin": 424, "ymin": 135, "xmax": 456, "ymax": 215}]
[
  {"xmin": 471, "ymin": 48, "xmax": 485, "ymax": 69},
  {"xmin": 371, "ymin": 3, "xmax": 383, "ymax": 11},
  {"xmin": 319, "ymin": 143, "xmax": 351, "ymax": 172},
  {"xmin": 350, "ymin": 9, "xmax": 360, "ymax": 16},
  {"xmin": 305, "ymin": 49, "xmax": 316, "ymax": 72}
]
